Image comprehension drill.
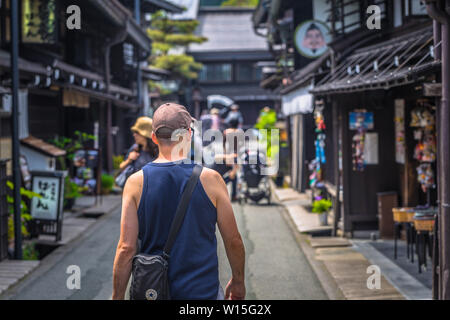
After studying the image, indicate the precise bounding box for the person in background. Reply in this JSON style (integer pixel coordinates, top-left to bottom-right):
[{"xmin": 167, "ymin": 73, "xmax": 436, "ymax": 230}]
[
  {"xmin": 225, "ymin": 104, "xmax": 244, "ymax": 129},
  {"xmin": 210, "ymin": 117, "xmax": 242, "ymax": 202},
  {"xmin": 210, "ymin": 108, "xmax": 221, "ymax": 131},
  {"xmin": 119, "ymin": 117, "xmax": 159, "ymax": 175}
]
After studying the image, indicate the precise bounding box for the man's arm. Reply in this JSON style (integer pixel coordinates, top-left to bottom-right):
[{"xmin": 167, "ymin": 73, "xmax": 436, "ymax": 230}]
[
  {"xmin": 112, "ymin": 171, "xmax": 142, "ymax": 300},
  {"xmin": 205, "ymin": 170, "xmax": 246, "ymax": 300}
]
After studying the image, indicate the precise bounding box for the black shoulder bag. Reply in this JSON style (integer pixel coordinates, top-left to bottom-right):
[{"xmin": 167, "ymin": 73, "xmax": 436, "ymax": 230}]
[{"xmin": 129, "ymin": 165, "xmax": 203, "ymax": 300}]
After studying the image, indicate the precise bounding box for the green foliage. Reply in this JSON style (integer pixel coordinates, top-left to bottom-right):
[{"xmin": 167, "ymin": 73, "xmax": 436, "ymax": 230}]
[
  {"xmin": 64, "ymin": 176, "xmax": 82, "ymax": 200},
  {"xmin": 221, "ymin": 0, "xmax": 258, "ymax": 7},
  {"xmin": 255, "ymin": 108, "xmax": 279, "ymax": 159},
  {"xmin": 101, "ymin": 174, "xmax": 114, "ymax": 192},
  {"xmin": 153, "ymin": 54, "xmax": 203, "ymax": 80},
  {"xmin": 147, "ymin": 11, "xmax": 207, "ymax": 81},
  {"xmin": 23, "ymin": 242, "xmax": 39, "ymax": 260},
  {"xmin": 50, "ymin": 131, "xmax": 95, "ymax": 170},
  {"xmin": 312, "ymin": 199, "xmax": 333, "ymax": 214},
  {"xmin": 6, "ymin": 181, "xmax": 41, "ymax": 242},
  {"xmin": 113, "ymin": 155, "xmax": 124, "ymax": 170}
]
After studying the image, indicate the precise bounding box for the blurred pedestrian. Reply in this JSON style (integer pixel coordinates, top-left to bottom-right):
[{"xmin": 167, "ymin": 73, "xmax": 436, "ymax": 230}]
[
  {"xmin": 113, "ymin": 103, "xmax": 245, "ymax": 300},
  {"xmin": 211, "ymin": 117, "xmax": 242, "ymax": 202},
  {"xmin": 225, "ymin": 104, "xmax": 243, "ymax": 129},
  {"xmin": 210, "ymin": 108, "xmax": 221, "ymax": 131},
  {"xmin": 118, "ymin": 116, "xmax": 159, "ymax": 175}
]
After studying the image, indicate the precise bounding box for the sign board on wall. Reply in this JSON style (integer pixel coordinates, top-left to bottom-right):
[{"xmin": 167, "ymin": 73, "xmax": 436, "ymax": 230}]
[
  {"xmin": 395, "ymin": 99, "xmax": 406, "ymax": 164},
  {"xmin": 30, "ymin": 173, "xmax": 64, "ymax": 220},
  {"xmin": 294, "ymin": 20, "xmax": 331, "ymax": 59},
  {"xmin": 30, "ymin": 171, "xmax": 66, "ymax": 241},
  {"xmin": 349, "ymin": 111, "xmax": 374, "ymax": 130},
  {"xmin": 364, "ymin": 133, "xmax": 379, "ymax": 165}
]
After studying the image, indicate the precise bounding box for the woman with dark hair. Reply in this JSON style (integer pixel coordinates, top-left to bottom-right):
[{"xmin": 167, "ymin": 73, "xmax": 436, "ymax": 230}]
[{"xmin": 119, "ymin": 117, "xmax": 159, "ymax": 175}]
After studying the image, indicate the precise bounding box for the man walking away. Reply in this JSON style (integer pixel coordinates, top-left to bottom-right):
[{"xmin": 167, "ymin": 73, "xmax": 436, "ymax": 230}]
[{"xmin": 112, "ymin": 103, "xmax": 246, "ymax": 300}]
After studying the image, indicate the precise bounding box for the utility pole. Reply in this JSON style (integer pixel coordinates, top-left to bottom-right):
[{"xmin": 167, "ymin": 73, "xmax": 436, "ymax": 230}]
[
  {"xmin": 10, "ymin": 0, "xmax": 22, "ymax": 259},
  {"xmin": 425, "ymin": 0, "xmax": 450, "ymax": 299},
  {"xmin": 135, "ymin": 0, "xmax": 142, "ymax": 112}
]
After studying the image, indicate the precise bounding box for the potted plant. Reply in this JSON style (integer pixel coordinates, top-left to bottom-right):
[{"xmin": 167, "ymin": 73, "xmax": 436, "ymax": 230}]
[
  {"xmin": 312, "ymin": 198, "xmax": 332, "ymax": 226},
  {"xmin": 101, "ymin": 173, "xmax": 114, "ymax": 195},
  {"xmin": 64, "ymin": 176, "xmax": 82, "ymax": 210}
]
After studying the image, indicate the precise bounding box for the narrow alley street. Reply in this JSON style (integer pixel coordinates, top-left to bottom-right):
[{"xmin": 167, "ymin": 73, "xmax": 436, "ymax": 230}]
[{"xmin": 2, "ymin": 200, "xmax": 327, "ymax": 300}]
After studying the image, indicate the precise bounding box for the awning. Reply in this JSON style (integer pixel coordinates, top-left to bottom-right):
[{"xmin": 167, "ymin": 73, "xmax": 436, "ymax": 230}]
[
  {"xmin": 281, "ymin": 50, "xmax": 330, "ymax": 94},
  {"xmin": 141, "ymin": 65, "xmax": 171, "ymax": 81},
  {"xmin": 52, "ymin": 59, "xmax": 104, "ymax": 83},
  {"xmin": 0, "ymin": 50, "xmax": 50, "ymax": 76},
  {"xmin": 142, "ymin": 0, "xmax": 184, "ymax": 13},
  {"xmin": 20, "ymin": 136, "xmax": 66, "ymax": 157},
  {"xmin": 63, "ymin": 84, "xmax": 138, "ymax": 109},
  {"xmin": 312, "ymin": 26, "xmax": 438, "ymax": 94},
  {"xmin": 282, "ymin": 82, "xmax": 314, "ymax": 116}
]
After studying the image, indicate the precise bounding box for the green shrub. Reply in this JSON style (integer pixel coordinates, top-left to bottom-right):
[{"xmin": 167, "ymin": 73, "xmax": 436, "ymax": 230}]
[
  {"xmin": 113, "ymin": 155, "xmax": 124, "ymax": 170},
  {"xmin": 312, "ymin": 199, "xmax": 332, "ymax": 214},
  {"xmin": 23, "ymin": 242, "xmax": 39, "ymax": 260},
  {"xmin": 64, "ymin": 176, "xmax": 82, "ymax": 200},
  {"xmin": 6, "ymin": 181, "xmax": 41, "ymax": 242},
  {"xmin": 101, "ymin": 174, "xmax": 114, "ymax": 192}
]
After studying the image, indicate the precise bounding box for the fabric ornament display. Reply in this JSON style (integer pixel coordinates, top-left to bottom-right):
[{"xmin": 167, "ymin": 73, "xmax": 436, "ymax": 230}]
[{"xmin": 417, "ymin": 163, "xmax": 435, "ymax": 193}]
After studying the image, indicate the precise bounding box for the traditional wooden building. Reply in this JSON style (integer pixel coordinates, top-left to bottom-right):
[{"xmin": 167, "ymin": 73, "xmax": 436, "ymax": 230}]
[
  {"xmin": 189, "ymin": 6, "xmax": 280, "ymax": 126},
  {"xmin": 0, "ymin": 0, "xmax": 180, "ymax": 261},
  {"xmin": 0, "ymin": 0, "xmax": 179, "ymax": 173},
  {"xmin": 254, "ymin": 0, "xmax": 440, "ymax": 235}
]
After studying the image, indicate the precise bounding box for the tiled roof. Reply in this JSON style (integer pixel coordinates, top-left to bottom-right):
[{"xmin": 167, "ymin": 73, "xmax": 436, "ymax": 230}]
[
  {"xmin": 312, "ymin": 26, "xmax": 437, "ymax": 94},
  {"xmin": 189, "ymin": 8, "xmax": 269, "ymax": 53},
  {"xmin": 21, "ymin": 136, "xmax": 66, "ymax": 157}
]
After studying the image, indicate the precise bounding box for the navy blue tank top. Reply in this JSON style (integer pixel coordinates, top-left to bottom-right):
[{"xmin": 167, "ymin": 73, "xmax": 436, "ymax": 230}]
[{"xmin": 137, "ymin": 161, "xmax": 219, "ymax": 300}]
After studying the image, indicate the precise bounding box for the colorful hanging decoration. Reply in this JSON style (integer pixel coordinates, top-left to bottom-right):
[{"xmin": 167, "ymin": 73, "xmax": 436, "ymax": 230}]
[
  {"xmin": 417, "ymin": 163, "xmax": 435, "ymax": 193},
  {"xmin": 411, "ymin": 100, "xmax": 436, "ymax": 194},
  {"xmin": 350, "ymin": 110, "xmax": 372, "ymax": 171},
  {"xmin": 310, "ymin": 103, "xmax": 326, "ymax": 188}
]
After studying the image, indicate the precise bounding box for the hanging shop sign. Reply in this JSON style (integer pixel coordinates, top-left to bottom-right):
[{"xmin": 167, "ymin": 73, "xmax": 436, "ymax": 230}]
[
  {"xmin": 30, "ymin": 171, "xmax": 66, "ymax": 241},
  {"xmin": 423, "ymin": 83, "xmax": 442, "ymax": 97},
  {"xmin": 22, "ymin": 0, "xmax": 58, "ymax": 44},
  {"xmin": 294, "ymin": 20, "xmax": 331, "ymax": 59},
  {"xmin": 394, "ymin": 99, "xmax": 406, "ymax": 164}
]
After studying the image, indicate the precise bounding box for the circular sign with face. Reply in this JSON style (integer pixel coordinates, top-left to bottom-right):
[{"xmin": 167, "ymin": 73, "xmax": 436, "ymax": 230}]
[{"xmin": 294, "ymin": 20, "xmax": 330, "ymax": 59}]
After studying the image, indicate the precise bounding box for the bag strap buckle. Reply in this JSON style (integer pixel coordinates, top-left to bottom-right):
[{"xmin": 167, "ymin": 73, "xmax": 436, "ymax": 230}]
[{"xmin": 162, "ymin": 251, "xmax": 170, "ymax": 261}]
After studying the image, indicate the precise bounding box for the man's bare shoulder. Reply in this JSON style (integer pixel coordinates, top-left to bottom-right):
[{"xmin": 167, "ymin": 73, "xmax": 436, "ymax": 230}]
[
  {"xmin": 123, "ymin": 170, "xmax": 144, "ymax": 202},
  {"xmin": 199, "ymin": 167, "xmax": 225, "ymax": 207},
  {"xmin": 126, "ymin": 170, "xmax": 143, "ymax": 186},
  {"xmin": 200, "ymin": 167, "xmax": 223, "ymax": 184}
]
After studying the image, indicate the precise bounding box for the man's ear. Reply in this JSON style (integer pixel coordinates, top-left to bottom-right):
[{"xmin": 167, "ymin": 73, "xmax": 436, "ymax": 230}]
[{"xmin": 151, "ymin": 131, "xmax": 159, "ymax": 145}]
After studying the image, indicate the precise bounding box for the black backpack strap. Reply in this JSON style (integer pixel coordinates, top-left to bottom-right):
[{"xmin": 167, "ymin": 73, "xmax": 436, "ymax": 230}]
[{"xmin": 163, "ymin": 165, "xmax": 203, "ymax": 259}]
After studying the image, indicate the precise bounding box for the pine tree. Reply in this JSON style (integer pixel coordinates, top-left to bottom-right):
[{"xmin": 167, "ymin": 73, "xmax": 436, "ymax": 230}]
[{"xmin": 147, "ymin": 11, "xmax": 207, "ymax": 82}]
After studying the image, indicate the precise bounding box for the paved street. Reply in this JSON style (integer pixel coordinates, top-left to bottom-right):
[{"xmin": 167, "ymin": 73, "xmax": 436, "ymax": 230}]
[
  {"xmin": 218, "ymin": 202, "xmax": 327, "ymax": 299},
  {"xmin": 3, "ymin": 199, "xmax": 327, "ymax": 300}
]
